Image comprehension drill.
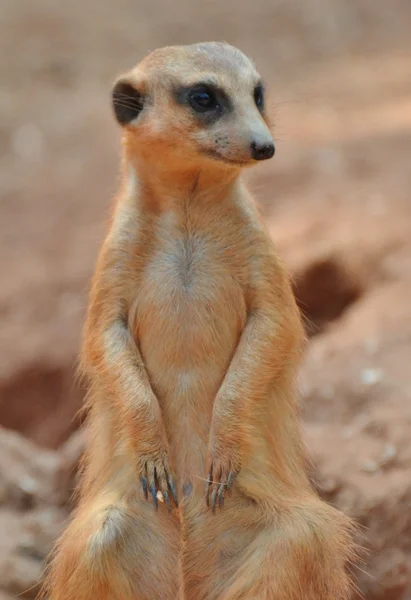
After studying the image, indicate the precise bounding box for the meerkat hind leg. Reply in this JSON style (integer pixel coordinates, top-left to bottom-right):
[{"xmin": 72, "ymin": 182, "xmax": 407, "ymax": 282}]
[
  {"xmin": 46, "ymin": 494, "xmax": 182, "ymax": 600},
  {"xmin": 182, "ymin": 498, "xmax": 353, "ymax": 600}
]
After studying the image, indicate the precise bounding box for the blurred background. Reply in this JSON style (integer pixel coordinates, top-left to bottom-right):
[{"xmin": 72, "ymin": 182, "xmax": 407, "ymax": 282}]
[{"xmin": 1, "ymin": 0, "xmax": 411, "ymax": 597}]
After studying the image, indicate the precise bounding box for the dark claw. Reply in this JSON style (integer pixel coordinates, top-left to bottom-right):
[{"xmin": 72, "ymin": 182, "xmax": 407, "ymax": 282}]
[
  {"xmin": 227, "ymin": 471, "xmax": 235, "ymax": 494},
  {"xmin": 163, "ymin": 490, "xmax": 172, "ymax": 513},
  {"xmin": 205, "ymin": 469, "xmax": 213, "ymax": 506},
  {"xmin": 151, "ymin": 484, "xmax": 158, "ymax": 510},
  {"xmin": 211, "ymin": 486, "xmax": 218, "ymax": 513},
  {"xmin": 141, "ymin": 476, "xmax": 148, "ymax": 500},
  {"xmin": 168, "ymin": 475, "xmax": 179, "ymax": 507},
  {"xmin": 218, "ymin": 484, "xmax": 225, "ymax": 508}
]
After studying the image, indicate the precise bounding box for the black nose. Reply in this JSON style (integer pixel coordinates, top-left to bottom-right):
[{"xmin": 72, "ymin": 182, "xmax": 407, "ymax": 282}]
[{"xmin": 250, "ymin": 141, "xmax": 275, "ymax": 161}]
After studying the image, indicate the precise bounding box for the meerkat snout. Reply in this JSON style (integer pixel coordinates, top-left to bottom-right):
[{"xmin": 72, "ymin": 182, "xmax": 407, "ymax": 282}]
[
  {"xmin": 250, "ymin": 140, "xmax": 275, "ymax": 161},
  {"xmin": 112, "ymin": 42, "xmax": 275, "ymax": 169}
]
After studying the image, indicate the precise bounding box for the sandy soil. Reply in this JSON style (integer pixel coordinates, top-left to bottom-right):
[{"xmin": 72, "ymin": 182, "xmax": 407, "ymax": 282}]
[{"xmin": 0, "ymin": 0, "xmax": 411, "ymax": 597}]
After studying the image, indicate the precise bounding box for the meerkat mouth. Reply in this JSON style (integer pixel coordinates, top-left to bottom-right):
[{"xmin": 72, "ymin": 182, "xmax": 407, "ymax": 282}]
[{"xmin": 203, "ymin": 149, "xmax": 247, "ymax": 167}]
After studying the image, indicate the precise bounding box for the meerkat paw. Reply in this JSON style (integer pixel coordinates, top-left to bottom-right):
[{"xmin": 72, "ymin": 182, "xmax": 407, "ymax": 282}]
[
  {"xmin": 205, "ymin": 439, "xmax": 241, "ymax": 512},
  {"xmin": 139, "ymin": 451, "xmax": 178, "ymax": 511}
]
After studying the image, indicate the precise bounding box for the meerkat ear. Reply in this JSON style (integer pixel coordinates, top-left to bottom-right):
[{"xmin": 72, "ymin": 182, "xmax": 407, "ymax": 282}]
[{"xmin": 112, "ymin": 78, "xmax": 145, "ymax": 126}]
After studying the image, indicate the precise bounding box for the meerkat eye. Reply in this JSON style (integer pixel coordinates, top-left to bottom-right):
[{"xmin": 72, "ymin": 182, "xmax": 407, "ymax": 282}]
[
  {"xmin": 254, "ymin": 84, "xmax": 264, "ymax": 110},
  {"xmin": 188, "ymin": 86, "xmax": 218, "ymax": 113}
]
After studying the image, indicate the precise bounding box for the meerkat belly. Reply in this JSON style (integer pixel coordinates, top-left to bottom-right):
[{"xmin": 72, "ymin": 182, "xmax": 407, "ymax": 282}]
[{"xmin": 135, "ymin": 236, "xmax": 247, "ymax": 482}]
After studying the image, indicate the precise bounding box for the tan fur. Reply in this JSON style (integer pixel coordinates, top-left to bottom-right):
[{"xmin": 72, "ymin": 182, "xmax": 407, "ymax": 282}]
[{"xmin": 42, "ymin": 42, "xmax": 355, "ymax": 600}]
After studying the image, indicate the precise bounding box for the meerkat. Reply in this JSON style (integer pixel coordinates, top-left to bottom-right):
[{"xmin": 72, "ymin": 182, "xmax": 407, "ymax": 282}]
[{"xmin": 42, "ymin": 42, "xmax": 355, "ymax": 600}]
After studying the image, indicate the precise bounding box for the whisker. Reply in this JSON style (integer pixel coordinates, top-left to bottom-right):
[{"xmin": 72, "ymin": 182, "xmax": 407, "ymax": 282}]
[
  {"xmin": 114, "ymin": 92, "xmax": 143, "ymax": 105},
  {"xmin": 113, "ymin": 101, "xmax": 143, "ymax": 112},
  {"xmin": 113, "ymin": 98, "xmax": 143, "ymax": 108}
]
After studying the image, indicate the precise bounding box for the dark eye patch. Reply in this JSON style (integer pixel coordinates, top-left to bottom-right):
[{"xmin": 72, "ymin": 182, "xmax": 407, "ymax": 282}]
[
  {"xmin": 174, "ymin": 81, "xmax": 232, "ymax": 123},
  {"xmin": 253, "ymin": 83, "xmax": 265, "ymax": 111},
  {"xmin": 188, "ymin": 86, "xmax": 218, "ymax": 113}
]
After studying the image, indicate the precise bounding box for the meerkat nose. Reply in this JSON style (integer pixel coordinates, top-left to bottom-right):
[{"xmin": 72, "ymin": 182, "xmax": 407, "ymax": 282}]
[{"xmin": 250, "ymin": 140, "xmax": 275, "ymax": 161}]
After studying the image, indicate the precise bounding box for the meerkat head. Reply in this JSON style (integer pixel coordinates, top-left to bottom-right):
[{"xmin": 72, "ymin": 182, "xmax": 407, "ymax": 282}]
[{"xmin": 112, "ymin": 42, "xmax": 274, "ymax": 172}]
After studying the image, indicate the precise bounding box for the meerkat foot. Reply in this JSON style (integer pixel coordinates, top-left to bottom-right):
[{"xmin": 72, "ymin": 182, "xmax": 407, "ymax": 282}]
[
  {"xmin": 205, "ymin": 462, "xmax": 238, "ymax": 512},
  {"xmin": 139, "ymin": 454, "xmax": 178, "ymax": 511}
]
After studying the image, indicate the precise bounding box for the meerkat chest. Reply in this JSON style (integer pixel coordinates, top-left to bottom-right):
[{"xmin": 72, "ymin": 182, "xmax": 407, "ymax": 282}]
[{"xmin": 135, "ymin": 217, "xmax": 248, "ymax": 371}]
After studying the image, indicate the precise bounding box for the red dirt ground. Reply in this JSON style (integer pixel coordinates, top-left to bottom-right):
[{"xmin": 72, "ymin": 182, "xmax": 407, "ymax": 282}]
[{"xmin": 0, "ymin": 0, "xmax": 410, "ymax": 597}]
